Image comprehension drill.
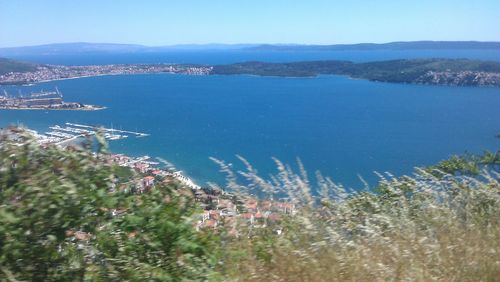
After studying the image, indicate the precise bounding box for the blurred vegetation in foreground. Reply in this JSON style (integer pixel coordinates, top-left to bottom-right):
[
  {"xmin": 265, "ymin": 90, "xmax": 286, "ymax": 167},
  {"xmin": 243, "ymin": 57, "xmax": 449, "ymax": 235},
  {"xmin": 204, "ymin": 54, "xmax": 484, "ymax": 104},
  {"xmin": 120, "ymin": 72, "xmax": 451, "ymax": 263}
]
[{"xmin": 1, "ymin": 130, "xmax": 499, "ymax": 281}]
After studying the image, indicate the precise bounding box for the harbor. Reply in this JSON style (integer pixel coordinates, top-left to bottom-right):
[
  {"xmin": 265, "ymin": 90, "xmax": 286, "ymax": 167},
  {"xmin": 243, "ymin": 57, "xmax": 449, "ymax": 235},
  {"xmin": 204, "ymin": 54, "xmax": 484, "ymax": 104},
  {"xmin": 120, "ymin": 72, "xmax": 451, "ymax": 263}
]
[
  {"xmin": 2, "ymin": 124, "xmax": 201, "ymax": 191},
  {"xmin": 0, "ymin": 88, "xmax": 104, "ymax": 110},
  {"xmin": 28, "ymin": 122, "xmax": 149, "ymax": 145}
]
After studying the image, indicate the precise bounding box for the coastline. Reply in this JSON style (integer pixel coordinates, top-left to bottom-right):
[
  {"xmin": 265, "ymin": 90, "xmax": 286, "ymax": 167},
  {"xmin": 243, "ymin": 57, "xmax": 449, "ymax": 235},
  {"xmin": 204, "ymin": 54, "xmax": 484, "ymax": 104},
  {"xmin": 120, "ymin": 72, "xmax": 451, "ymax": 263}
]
[
  {"xmin": 28, "ymin": 73, "xmax": 152, "ymax": 85},
  {"xmin": 1, "ymin": 72, "xmax": 200, "ymax": 86},
  {"xmin": 4, "ymin": 124, "xmax": 203, "ymax": 189},
  {"xmin": 0, "ymin": 63, "xmax": 212, "ymax": 86},
  {"xmin": 10, "ymin": 71, "xmax": 499, "ymax": 89},
  {"xmin": 1, "ymin": 58, "xmax": 500, "ymax": 87},
  {"xmin": 0, "ymin": 73, "xmax": 151, "ymax": 86},
  {"xmin": 0, "ymin": 105, "xmax": 106, "ymax": 111}
]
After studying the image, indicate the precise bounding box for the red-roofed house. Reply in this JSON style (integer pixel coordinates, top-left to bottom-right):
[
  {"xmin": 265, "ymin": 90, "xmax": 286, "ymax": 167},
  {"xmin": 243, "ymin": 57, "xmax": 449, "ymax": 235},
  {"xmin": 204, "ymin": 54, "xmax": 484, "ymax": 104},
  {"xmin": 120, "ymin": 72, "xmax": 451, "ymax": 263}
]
[{"xmin": 143, "ymin": 176, "xmax": 155, "ymax": 187}]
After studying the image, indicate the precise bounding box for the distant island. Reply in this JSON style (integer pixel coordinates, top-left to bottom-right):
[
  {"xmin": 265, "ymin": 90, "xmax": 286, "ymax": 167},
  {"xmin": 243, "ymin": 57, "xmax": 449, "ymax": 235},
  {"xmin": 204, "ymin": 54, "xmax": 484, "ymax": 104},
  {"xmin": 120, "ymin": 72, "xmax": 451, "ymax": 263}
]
[{"xmin": 1, "ymin": 57, "xmax": 500, "ymax": 87}]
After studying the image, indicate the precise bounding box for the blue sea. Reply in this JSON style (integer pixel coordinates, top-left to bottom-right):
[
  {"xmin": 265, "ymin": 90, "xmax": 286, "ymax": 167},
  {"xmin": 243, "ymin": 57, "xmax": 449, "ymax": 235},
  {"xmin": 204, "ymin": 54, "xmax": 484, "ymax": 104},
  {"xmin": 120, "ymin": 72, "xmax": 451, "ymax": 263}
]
[{"xmin": 1, "ymin": 49, "xmax": 500, "ymax": 189}]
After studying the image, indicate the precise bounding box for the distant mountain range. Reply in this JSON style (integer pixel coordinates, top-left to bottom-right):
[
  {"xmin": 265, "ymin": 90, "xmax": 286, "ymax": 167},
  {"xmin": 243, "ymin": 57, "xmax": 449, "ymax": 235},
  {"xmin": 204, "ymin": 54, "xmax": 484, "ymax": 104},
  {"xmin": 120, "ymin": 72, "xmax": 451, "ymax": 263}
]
[
  {"xmin": 1, "ymin": 41, "xmax": 499, "ymax": 56},
  {"xmin": 0, "ymin": 43, "xmax": 259, "ymax": 56},
  {"xmin": 248, "ymin": 41, "xmax": 500, "ymax": 51}
]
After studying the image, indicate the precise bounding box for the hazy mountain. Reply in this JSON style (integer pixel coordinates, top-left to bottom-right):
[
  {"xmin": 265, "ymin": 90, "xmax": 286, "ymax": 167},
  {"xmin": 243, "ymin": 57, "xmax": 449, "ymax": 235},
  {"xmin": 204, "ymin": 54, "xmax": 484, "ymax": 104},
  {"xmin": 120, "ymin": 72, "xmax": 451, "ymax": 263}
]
[
  {"xmin": 0, "ymin": 43, "xmax": 259, "ymax": 56},
  {"xmin": 152, "ymin": 44, "xmax": 259, "ymax": 51},
  {"xmin": 247, "ymin": 41, "xmax": 500, "ymax": 51},
  {"xmin": 0, "ymin": 43, "xmax": 149, "ymax": 56},
  {"xmin": 1, "ymin": 41, "xmax": 499, "ymax": 57}
]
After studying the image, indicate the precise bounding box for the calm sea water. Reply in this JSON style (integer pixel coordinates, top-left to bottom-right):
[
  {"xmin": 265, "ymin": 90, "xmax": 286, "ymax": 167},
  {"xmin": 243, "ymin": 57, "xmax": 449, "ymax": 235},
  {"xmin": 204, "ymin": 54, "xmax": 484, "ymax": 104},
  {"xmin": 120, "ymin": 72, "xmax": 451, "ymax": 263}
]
[
  {"xmin": 1, "ymin": 50, "xmax": 499, "ymax": 189},
  {"xmin": 6, "ymin": 49, "xmax": 500, "ymax": 65}
]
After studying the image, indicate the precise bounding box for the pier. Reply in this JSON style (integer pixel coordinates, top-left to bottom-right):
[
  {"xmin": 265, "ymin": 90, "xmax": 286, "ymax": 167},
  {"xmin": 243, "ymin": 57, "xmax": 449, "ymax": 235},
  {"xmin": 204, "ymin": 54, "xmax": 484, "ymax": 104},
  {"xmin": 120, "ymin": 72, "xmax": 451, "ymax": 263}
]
[
  {"xmin": 29, "ymin": 123, "xmax": 150, "ymax": 146},
  {"xmin": 66, "ymin": 123, "xmax": 149, "ymax": 137}
]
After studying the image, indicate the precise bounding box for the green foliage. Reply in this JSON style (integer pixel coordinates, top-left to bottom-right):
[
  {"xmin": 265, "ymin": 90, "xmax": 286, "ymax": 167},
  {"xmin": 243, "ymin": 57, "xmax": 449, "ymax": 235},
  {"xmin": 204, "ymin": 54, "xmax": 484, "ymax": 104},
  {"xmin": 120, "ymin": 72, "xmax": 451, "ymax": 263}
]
[
  {"xmin": 0, "ymin": 132, "xmax": 113, "ymax": 281},
  {"xmin": 423, "ymin": 151, "xmax": 500, "ymax": 177},
  {"xmin": 0, "ymin": 131, "xmax": 215, "ymax": 281},
  {"xmin": 479, "ymin": 150, "xmax": 500, "ymax": 165},
  {"xmin": 112, "ymin": 165, "xmax": 134, "ymax": 182},
  {"xmin": 94, "ymin": 188, "xmax": 215, "ymax": 281}
]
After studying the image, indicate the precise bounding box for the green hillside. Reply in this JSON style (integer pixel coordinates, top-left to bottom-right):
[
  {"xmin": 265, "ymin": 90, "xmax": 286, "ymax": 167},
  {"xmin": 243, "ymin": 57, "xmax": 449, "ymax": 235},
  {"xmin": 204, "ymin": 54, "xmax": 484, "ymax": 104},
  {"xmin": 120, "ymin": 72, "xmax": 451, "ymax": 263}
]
[
  {"xmin": 0, "ymin": 57, "xmax": 39, "ymax": 75},
  {"xmin": 212, "ymin": 58, "xmax": 500, "ymax": 86}
]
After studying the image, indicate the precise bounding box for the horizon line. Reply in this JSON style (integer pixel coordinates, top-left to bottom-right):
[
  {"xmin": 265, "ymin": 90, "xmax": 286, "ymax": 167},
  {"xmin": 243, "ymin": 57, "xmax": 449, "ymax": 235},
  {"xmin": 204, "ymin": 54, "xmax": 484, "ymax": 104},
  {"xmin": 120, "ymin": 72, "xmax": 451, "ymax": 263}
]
[{"xmin": 2, "ymin": 40, "xmax": 500, "ymax": 49}]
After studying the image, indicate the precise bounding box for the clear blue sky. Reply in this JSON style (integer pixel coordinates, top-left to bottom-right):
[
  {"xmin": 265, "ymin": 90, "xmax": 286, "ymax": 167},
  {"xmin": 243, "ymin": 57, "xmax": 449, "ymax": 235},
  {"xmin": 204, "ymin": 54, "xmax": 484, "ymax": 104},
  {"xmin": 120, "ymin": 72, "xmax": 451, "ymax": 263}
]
[{"xmin": 1, "ymin": 0, "xmax": 499, "ymax": 47}]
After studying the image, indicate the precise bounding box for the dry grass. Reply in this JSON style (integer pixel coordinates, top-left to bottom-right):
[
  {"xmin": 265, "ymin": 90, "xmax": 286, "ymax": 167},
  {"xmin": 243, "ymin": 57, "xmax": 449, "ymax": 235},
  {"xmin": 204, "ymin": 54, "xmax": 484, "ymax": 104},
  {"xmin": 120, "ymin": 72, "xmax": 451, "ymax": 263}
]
[{"xmin": 213, "ymin": 158, "xmax": 500, "ymax": 281}]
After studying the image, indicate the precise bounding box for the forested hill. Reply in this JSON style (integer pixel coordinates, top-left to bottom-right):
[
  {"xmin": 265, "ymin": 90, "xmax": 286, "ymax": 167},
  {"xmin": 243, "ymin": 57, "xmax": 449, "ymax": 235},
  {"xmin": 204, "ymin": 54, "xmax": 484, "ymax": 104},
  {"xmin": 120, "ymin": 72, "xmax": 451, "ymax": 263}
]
[
  {"xmin": 0, "ymin": 57, "xmax": 39, "ymax": 75},
  {"xmin": 211, "ymin": 59, "xmax": 500, "ymax": 87}
]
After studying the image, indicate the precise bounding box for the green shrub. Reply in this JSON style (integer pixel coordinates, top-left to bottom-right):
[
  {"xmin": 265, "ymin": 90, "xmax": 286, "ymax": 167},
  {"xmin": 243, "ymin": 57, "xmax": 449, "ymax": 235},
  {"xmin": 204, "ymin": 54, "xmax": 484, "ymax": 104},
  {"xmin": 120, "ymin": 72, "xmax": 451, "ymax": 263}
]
[{"xmin": 0, "ymin": 131, "xmax": 215, "ymax": 281}]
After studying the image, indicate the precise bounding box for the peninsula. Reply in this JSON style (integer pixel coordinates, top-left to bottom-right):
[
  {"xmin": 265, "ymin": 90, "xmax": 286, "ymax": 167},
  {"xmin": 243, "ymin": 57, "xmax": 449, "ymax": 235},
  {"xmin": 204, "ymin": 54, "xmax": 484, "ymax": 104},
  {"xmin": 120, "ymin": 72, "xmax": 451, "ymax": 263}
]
[
  {"xmin": 211, "ymin": 59, "xmax": 500, "ymax": 87},
  {"xmin": 1, "ymin": 57, "xmax": 500, "ymax": 87}
]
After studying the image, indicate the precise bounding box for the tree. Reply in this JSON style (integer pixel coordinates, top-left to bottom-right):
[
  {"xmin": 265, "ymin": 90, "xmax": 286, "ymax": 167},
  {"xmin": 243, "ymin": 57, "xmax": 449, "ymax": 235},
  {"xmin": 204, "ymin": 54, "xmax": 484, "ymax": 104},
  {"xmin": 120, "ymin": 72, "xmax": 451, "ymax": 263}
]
[{"xmin": 0, "ymin": 131, "xmax": 215, "ymax": 281}]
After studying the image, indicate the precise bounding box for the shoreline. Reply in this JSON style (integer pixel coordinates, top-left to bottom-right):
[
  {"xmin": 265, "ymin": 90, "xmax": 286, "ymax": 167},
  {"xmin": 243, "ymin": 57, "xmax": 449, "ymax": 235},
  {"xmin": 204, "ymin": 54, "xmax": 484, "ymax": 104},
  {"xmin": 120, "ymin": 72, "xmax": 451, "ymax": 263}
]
[
  {"xmin": 0, "ymin": 72, "xmax": 199, "ymax": 86},
  {"xmin": 5, "ymin": 124, "xmax": 202, "ymax": 188},
  {"xmin": 3, "ymin": 71, "xmax": 499, "ymax": 89},
  {"xmin": 0, "ymin": 105, "xmax": 106, "ymax": 111},
  {"xmin": 6, "ymin": 72, "xmax": 497, "ymax": 89},
  {"xmin": 0, "ymin": 64, "xmax": 212, "ymax": 86}
]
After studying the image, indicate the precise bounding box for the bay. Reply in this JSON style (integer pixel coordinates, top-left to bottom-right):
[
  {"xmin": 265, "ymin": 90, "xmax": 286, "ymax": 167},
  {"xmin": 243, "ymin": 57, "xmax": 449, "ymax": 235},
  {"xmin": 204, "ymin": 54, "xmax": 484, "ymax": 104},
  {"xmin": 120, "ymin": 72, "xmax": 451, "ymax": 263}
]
[
  {"xmin": 1, "ymin": 50, "xmax": 499, "ymax": 189},
  {"xmin": 2, "ymin": 74, "xmax": 499, "ymax": 189}
]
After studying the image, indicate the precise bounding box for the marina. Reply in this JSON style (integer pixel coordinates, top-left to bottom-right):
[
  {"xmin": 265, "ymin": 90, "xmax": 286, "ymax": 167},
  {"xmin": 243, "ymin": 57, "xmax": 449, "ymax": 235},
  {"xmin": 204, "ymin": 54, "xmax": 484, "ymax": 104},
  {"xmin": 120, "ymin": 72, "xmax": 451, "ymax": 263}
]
[
  {"xmin": 66, "ymin": 123, "xmax": 150, "ymax": 138},
  {"xmin": 28, "ymin": 123, "xmax": 149, "ymax": 145}
]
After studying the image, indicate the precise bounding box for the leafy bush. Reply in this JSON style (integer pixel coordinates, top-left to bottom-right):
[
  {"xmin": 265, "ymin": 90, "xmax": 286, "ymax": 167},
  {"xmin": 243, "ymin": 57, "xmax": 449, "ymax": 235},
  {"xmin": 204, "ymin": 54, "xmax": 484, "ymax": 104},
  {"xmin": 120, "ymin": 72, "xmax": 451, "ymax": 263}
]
[{"xmin": 0, "ymin": 131, "xmax": 215, "ymax": 281}]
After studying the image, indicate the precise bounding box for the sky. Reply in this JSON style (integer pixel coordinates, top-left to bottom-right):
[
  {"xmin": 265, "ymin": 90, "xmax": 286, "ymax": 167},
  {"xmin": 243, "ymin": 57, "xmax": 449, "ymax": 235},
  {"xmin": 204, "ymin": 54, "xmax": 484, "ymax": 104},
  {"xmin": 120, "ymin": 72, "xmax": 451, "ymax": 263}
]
[{"xmin": 1, "ymin": 0, "xmax": 499, "ymax": 47}]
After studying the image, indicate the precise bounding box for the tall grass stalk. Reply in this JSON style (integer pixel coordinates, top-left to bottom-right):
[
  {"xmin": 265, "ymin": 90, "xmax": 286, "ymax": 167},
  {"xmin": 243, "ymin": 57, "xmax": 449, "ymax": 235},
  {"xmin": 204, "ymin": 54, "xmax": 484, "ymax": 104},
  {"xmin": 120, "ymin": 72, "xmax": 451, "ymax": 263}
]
[{"xmin": 215, "ymin": 157, "xmax": 500, "ymax": 281}]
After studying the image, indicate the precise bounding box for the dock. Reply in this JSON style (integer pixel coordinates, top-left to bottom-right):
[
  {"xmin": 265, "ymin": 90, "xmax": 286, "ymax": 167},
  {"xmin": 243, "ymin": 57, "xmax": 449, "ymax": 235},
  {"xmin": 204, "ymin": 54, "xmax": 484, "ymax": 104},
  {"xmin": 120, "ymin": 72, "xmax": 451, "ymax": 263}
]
[
  {"xmin": 66, "ymin": 123, "xmax": 149, "ymax": 137},
  {"xmin": 30, "ymin": 122, "xmax": 150, "ymax": 146}
]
